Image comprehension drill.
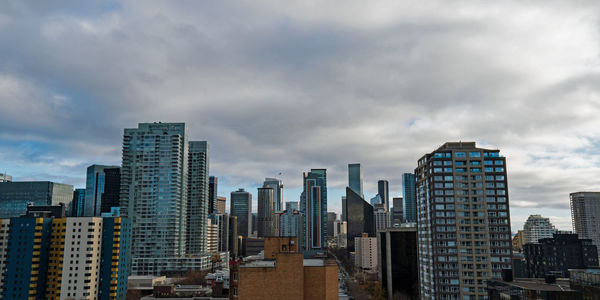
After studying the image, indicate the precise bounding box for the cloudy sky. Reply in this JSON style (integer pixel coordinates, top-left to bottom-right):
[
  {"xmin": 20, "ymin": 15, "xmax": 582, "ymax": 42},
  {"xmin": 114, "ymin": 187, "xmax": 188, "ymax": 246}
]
[{"xmin": 1, "ymin": 0, "xmax": 599, "ymax": 232}]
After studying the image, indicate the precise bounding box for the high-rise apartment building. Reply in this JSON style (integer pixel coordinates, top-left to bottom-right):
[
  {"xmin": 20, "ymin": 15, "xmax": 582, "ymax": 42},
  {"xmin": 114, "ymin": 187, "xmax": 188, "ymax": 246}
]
[
  {"xmin": 355, "ymin": 233, "xmax": 378, "ymax": 271},
  {"xmin": 279, "ymin": 209, "xmax": 304, "ymax": 242},
  {"xmin": 264, "ymin": 178, "xmax": 284, "ymax": 212},
  {"xmin": 120, "ymin": 122, "xmax": 211, "ymax": 274},
  {"xmin": 570, "ymin": 192, "xmax": 600, "ymax": 252},
  {"xmin": 85, "ymin": 164, "xmax": 121, "ymax": 216},
  {"xmin": 216, "ymin": 196, "xmax": 226, "ymax": 214},
  {"xmin": 229, "ymin": 215, "xmax": 239, "ymax": 258},
  {"xmin": 327, "ymin": 212, "xmax": 337, "ymax": 238},
  {"xmin": 211, "ymin": 214, "xmax": 231, "ymax": 255},
  {"xmin": 402, "ymin": 173, "xmax": 417, "ymax": 223},
  {"xmin": 378, "ymin": 180, "xmax": 389, "ymax": 212},
  {"xmin": 207, "ymin": 218, "xmax": 219, "ymax": 254},
  {"xmin": 374, "ymin": 205, "xmax": 391, "ymax": 231},
  {"xmin": 231, "ymin": 188, "xmax": 252, "ymax": 237},
  {"xmin": 71, "ymin": 188, "xmax": 86, "ymax": 217},
  {"xmin": 209, "ymin": 176, "xmax": 217, "ymax": 214},
  {"xmin": 392, "ymin": 197, "xmax": 403, "ymax": 225},
  {"xmin": 257, "ymin": 187, "xmax": 277, "ymax": 237},
  {"xmin": 523, "ymin": 214, "xmax": 557, "ymax": 244},
  {"xmin": 187, "ymin": 141, "xmax": 210, "ymax": 255},
  {"xmin": 0, "ymin": 181, "xmax": 73, "ymax": 218},
  {"xmin": 348, "ymin": 163, "xmax": 363, "ymax": 197},
  {"xmin": 415, "ymin": 142, "xmax": 512, "ymax": 299},
  {"xmin": 0, "ymin": 173, "xmax": 11, "ymax": 182},
  {"xmin": 300, "ymin": 169, "xmax": 327, "ymax": 253},
  {"xmin": 0, "ymin": 216, "xmax": 130, "ymax": 300},
  {"xmin": 344, "ymin": 187, "xmax": 375, "ymax": 251}
]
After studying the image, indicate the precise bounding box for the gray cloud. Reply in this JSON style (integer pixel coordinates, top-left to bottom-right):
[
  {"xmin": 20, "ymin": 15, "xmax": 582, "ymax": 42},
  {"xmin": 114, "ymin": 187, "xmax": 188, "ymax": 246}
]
[{"xmin": 1, "ymin": 0, "xmax": 599, "ymax": 231}]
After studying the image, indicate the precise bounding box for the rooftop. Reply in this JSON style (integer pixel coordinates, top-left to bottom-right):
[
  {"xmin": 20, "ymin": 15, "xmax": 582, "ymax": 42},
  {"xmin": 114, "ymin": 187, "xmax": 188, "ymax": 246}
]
[{"xmin": 491, "ymin": 279, "xmax": 573, "ymax": 292}]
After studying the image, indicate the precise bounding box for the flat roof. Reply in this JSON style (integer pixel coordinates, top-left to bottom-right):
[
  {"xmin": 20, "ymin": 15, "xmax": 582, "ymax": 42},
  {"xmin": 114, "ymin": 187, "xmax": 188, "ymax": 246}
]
[
  {"xmin": 241, "ymin": 260, "xmax": 276, "ymax": 268},
  {"xmin": 495, "ymin": 279, "xmax": 573, "ymax": 292},
  {"xmin": 303, "ymin": 259, "xmax": 325, "ymax": 267}
]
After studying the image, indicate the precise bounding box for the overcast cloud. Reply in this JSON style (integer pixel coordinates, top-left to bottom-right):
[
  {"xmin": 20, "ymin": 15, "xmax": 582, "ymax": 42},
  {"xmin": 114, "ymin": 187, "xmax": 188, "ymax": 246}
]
[{"xmin": 1, "ymin": 0, "xmax": 599, "ymax": 231}]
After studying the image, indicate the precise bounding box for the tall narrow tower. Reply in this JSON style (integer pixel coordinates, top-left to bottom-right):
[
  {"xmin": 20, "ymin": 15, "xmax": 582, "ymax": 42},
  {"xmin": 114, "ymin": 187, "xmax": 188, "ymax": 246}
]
[
  {"xmin": 348, "ymin": 163, "xmax": 363, "ymax": 198},
  {"xmin": 300, "ymin": 169, "xmax": 327, "ymax": 253},
  {"xmin": 187, "ymin": 141, "xmax": 209, "ymax": 255}
]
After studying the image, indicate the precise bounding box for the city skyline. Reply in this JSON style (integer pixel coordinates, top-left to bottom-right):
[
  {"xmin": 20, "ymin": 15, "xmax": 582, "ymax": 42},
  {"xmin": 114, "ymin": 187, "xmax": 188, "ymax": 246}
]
[{"xmin": 3, "ymin": 1, "xmax": 600, "ymax": 233}]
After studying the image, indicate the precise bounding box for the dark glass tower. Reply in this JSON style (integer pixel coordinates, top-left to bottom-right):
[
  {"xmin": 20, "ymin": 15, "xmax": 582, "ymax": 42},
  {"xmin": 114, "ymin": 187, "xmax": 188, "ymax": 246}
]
[
  {"xmin": 231, "ymin": 188, "xmax": 252, "ymax": 238},
  {"xmin": 209, "ymin": 176, "xmax": 217, "ymax": 214},
  {"xmin": 344, "ymin": 187, "xmax": 374, "ymax": 252},
  {"xmin": 402, "ymin": 173, "xmax": 417, "ymax": 223},
  {"xmin": 85, "ymin": 165, "xmax": 121, "ymax": 216},
  {"xmin": 378, "ymin": 180, "xmax": 389, "ymax": 212}
]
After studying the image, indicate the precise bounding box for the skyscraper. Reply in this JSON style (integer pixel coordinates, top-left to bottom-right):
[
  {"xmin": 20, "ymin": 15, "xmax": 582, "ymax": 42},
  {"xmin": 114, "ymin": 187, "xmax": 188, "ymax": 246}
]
[
  {"xmin": 84, "ymin": 165, "xmax": 121, "ymax": 217},
  {"xmin": 187, "ymin": 141, "xmax": 210, "ymax": 255},
  {"xmin": 327, "ymin": 212, "xmax": 337, "ymax": 238},
  {"xmin": 348, "ymin": 163, "xmax": 363, "ymax": 197},
  {"xmin": 231, "ymin": 188, "xmax": 252, "ymax": 238},
  {"xmin": 120, "ymin": 123, "xmax": 190, "ymax": 268},
  {"xmin": 263, "ymin": 178, "xmax": 283, "ymax": 212},
  {"xmin": 570, "ymin": 192, "xmax": 600, "ymax": 252},
  {"xmin": 286, "ymin": 201, "xmax": 298, "ymax": 211},
  {"xmin": 345, "ymin": 187, "xmax": 375, "ymax": 251},
  {"xmin": 523, "ymin": 214, "xmax": 557, "ymax": 244},
  {"xmin": 209, "ymin": 176, "xmax": 217, "ymax": 214},
  {"xmin": 71, "ymin": 188, "xmax": 86, "ymax": 217},
  {"xmin": 374, "ymin": 205, "xmax": 391, "ymax": 231},
  {"xmin": 416, "ymin": 142, "xmax": 512, "ymax": 299},
  {"xmin": 402, "ymin": 173, "xmax": 416, "ymax": 223},
  {"xmin": 257, "ymin": 187, "xmax": 276, "ymax": 237},
  {"xmin": 216, "ymin": 196, "xmax": 226, "ymax": 215},
  {"xmin": 378, "ymin": 180, "xmax": 389, "ymax": 212},
  {"xmin": 391, "ymin": 197, "xmax": 403, "ymax": 225},
  {"xmin": 300, "ymin": 169, "xmax": 327, "ymax": 253},
  {"xmin": 279, "ymin": 209, "xmax": 303, "ymax": 242}
]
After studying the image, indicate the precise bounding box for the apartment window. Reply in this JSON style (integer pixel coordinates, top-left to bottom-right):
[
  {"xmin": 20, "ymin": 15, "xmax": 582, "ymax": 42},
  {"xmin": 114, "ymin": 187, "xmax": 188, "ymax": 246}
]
[{"xmin": 456, "ymin": 152, "xmax": 466, "ymax": 158}]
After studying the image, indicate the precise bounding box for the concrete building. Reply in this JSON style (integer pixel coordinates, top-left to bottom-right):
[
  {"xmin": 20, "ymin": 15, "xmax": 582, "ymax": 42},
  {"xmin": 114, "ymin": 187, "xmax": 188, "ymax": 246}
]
[
  {"xmin": 523, "ymin": 214, "xmax": 557, "ymax": 244},
  {"xmin": 377, "ymin": 226, "xmax": 419, "ymax": 299},
  {"xmin": 378, "ymin": 180, "xmax": 389, "ymax": 212},
  {"xmin": 348, "ymin": 163, "xmax": 363, "ymax": 198},
  {"xmin": 374, "ymin": 205, "xmax": 391, "ymax": 231},
  {"xmin": 344, "ymin": 187, "xmax": 374, "ymax": 252},
  {"xmin": 416, "ymin": 142, "xmax": 512, "ymax": 299},
  {"xmin": 207, "ymin": 218, "xmax": 219, "ymax": 254},
  {"xmin": 228, "ymin": 215, "xmax": 239, "ymax": 258},
  {"xmin": 391, "ymin": 196, "xmax": 403, "ymax": 225},
  {"xmin": 216, "ymin": 196, "xmax": 226, "ymax": 215},
  {"xmin": 402, "ymin": 173, "xmax": 417, "ymax": 223},
  {"xmin": 231, "ymin": 189, "xmax": 252, "ymax": 238},
  {"xmin": 512, "ymin": 230, "xmax": 525, "ymax": 253},
  {"xmin": 354, "ymin": 233, "xmax": 377, "ymax": 271},
  {"xmin": 300, "ymin": 169, "xmax": 327, "ymax": 254},
  {"xmin": 286, "ymin": 201, "xmax": 298, "ymax": 211},
  {"xmin": 0, "ymin": 181, "xmax": 73, "ymax": 218},
  {"xmin": 333, "ymin": 220, "xmax": 347, "ymax": 248},
  {"xmin": 571, "ymin": 192, "xmax": 600, "ymax": 252},
  {"xmin": 0, "ymin": 216, "xmax": 130, "ymax": 300},
  {"xmin": 0, "ymin": 173, "xmax": 11, "ymax": 182},
  {"xmin": 257, "ymin": 187, "xmax": 277, "ymax": 237},
  {"xmin": 187, "ymin": 141, "xmax": 210, "ymax": 255},
  {"xmin": 524, "ymin": 233, "xmax": 598, "ymax": 278},
  {"xmin": 263, "ymin": 178, "xmax": 283, "ymax": 212},
  {"xmin": 85, "ymin": 164, "xmax": 121, "ymax": 216},
  {"xmin": 230, "ymin": 237, "xmax": 338, "ymax": 300},
  {"xmin": 326, "ymin": 212, "xmax": 336, "ymax": 238}
]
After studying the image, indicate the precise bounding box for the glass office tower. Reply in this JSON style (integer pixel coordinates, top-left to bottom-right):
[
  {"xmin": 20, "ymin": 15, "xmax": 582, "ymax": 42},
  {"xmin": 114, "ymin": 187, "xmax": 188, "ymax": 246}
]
[
  {"xmin": 231, "ymin": 188, "xmax": 252, "ymax": 237},
  {"xmin": 300, "ymin": 169, "xmax": 327, "ymax": 253},
  {"xmin": 85, "ymin": 164, "xmax": 121, "ymax": 216},
  {"xmin": 402, "ymin": 173, "xmax": 417, "ymax": 223},
  {"xmin": 348, "ymin": 163, "xmax": 363, "ymax": 198}
]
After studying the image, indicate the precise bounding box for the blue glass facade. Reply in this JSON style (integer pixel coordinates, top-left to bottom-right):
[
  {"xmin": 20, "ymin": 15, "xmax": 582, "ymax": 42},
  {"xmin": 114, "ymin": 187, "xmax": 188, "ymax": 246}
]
[
  {"xmin": 300, "ymin": 169, "xmax": 327, "ymax": 254},
  {"xmin": 402, "ymin": 173, "xmax": 417, "ymax": 223},
  {"xmin": 85, "ymin": 165, "xmax": 121, "ymax": 217},
  {"xmin": 99, "ymin": 217, "xmax": 131, "ymax": 300}
]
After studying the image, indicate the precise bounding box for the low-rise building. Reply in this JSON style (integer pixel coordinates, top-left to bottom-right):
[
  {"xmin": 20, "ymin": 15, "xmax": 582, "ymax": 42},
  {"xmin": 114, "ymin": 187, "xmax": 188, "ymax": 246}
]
[
  {"xmin": 230, "ymin": 237, "xmax": 338, "ymax": 300},
  {"xmin": 487, "ymin": 278, "xmax": 579, "ymax": 299}
]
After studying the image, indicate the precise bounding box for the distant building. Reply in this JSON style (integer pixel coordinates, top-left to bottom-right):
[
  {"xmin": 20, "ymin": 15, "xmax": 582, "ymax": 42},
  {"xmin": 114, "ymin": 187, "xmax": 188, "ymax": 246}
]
[
  {"xmin": 257, "ymin": 187, "xmax": 277, "ymax": 237},
  {"xmin": 0, "ymin": 173, "xmax": 11, "ymax": 183},
  {"xmin": 85, "ymin": 164, "xmax": 121, "ymax": 216},
  {"xmin": 230, "ymin": 237, "xmax": 338, "ymax": 300},
  {"xmin": 187, "ymin": 141, "xmax": 210, "ymax": 255},
  {"xmin": 571, "ymin": 192, "xmax": 600, "ymax": 252},
  {"xmin": 300, "ymin": 169, "xmax": 327, "ymax": 254},
  {"xmin": 402, "ymin": 173, "xmax": 416, "ymax": 223},
  {"xmin": 243, "ymin": 238, "xmax": 265, "ymax": 257},
  {"xmin": 216, "ymin": 196, "xmax": 227, "ymax": 215},
  {"xmin": 286, "ymin": 201, "xmax": 298, "ymax": 211},
  {"xmin": 333, "ymin": 220, "xmax": 347, "ymax": 248},
  {"xmin": 280, "ymin": 209, "xmax": 303, "ymax": 242},
  {"xmin": 377, "ymin": 226, "xmax": 418, "ymax": 299},
  {"xmin": 348, "ymin": 163, "xmax": 363, "ymax": 198},
  {"xmin": 378, "ymin": 180, "xmax": 389, "ymax": 212},
  {"xmin": 512, "ymin": 253, "xmax": 527, "ymax": 278},
  {"xmin": 207, "ymin": 218, "xmax": 219, "ymax": 254},
  {"xmin": 228, "ymin": 216, "xmax": 239, "ymax": 258},
  {"xmin": 523, "ymin": 214, "xmax": 557, "ymax": 244},
  {"xmin": 209, "ymin": 176, "xmax": 218, "ymax": 214},
  {"xmin": 391, "ymin": 197, "xmax": 403, "ymax": 225},
  {"xmin": 569, "ymin": 269, "xmax": 600, "ymax": 297},
  {"xmin": 524, "ymin": 233, "xmax": 598, "ymax": 278},
  {"xmin": 0, "ymin": 216, "xmax": 130, "ymax": 300},
  {"xmin": 355, "ymin": 233, "xmax": 377, "ymax": 271},
  {"xmin": 512, "ymin": 230, "xmax": 525, "ymax": 252},
  {"xmin": 327, "ymin": 212, "xmax": 336, "ymax": 238},
  {"xmin": 71, "ymin": 188, "xmax": 86, "ymax": 217},
  {"xmin": 231, "ymin": 188, "xmax": 252, "ymax": 238},
  {"xmin": 211, "ymin": 214, "xmax": 231, "ymax": 255},
  {"xmin": 0, "ymin": 181, "xmax": 73, "ymax": 218},
  {"xmin": 263, "ymin": 178, "xmax": 283, "ymax": 212},
  {"xmin": 344, "ymin": 187, "xmax": 374, "ymax": 252},
  {"xmin": 374, "ymin": 205, "xmax": 391, "ymax": 231},
  {"xmin": 370, "ymin": 194, "xmax": 381, "ymax": 206}
]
